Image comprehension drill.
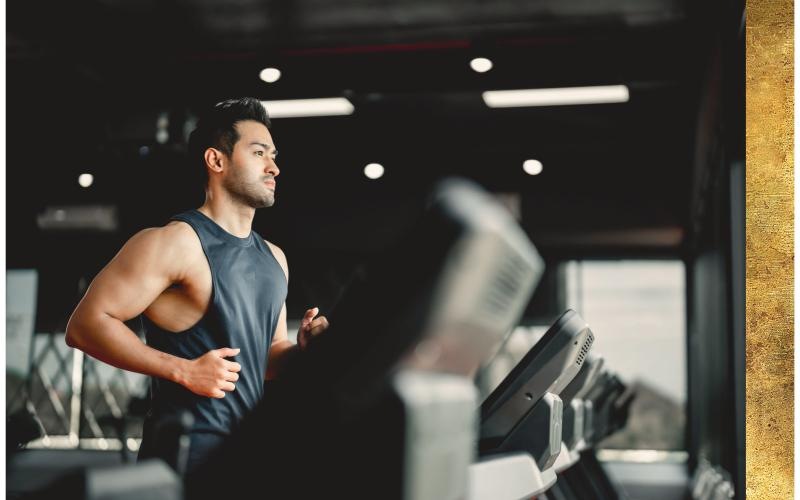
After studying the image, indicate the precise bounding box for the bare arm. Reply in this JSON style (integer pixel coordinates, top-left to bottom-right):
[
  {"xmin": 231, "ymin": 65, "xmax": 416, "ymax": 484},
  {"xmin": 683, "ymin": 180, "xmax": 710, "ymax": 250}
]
[
  {"xmin": 264, "ymin": 242, "xmax": 328, "ymax": 380},
  {"xmin": 65, "ymin": 224, "xmax": 240, "ymax": 398},
  {"xmin": 266, "ymin": 303, "xmax": 297, "ymax": 380}
]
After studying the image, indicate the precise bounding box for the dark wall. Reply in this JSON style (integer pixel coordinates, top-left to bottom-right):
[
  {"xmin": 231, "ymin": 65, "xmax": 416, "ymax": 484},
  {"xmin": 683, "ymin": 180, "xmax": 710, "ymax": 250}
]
[{"xmin": 685, "ymin": 1, "xmax": 744, "ymax": 495}]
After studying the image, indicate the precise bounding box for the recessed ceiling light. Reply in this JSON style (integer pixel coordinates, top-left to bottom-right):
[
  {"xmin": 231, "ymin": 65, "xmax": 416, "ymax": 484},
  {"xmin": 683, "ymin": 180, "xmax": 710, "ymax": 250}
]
[
  {"xmin": 364, "ymin": 163, "xmax": 384, "ymax": 179},
  {"xmin": 78, "ymin": 173, "xmax": 94, "ymax": 188},
  {"xmin": 259, "ymin": 67, "xmax": 282, "ymax": 83},
  {"xmin": 470, "ymin": 57, "xmax": 493, "ymax": 73},
  {"xmin": 260, "ymin": 98, "xmax": 354, "ymax": 118},
  {"xmin": 523, "ymin": 160, "xmax": 543, "ymax": 176},
  {"xmin": 483, "ymin": 85, "xmax": 630, "ymax": 108}
]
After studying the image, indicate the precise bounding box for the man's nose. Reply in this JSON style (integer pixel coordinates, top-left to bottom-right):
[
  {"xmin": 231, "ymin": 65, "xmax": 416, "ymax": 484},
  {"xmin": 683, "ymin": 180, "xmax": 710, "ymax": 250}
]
[{"xmin": 266, "ymin": 159, "xmax": 280, "ymax": 177}]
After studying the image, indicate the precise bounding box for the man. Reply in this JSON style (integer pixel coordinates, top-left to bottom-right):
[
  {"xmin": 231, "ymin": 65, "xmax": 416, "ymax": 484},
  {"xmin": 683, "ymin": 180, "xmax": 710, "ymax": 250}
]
[{"xmin": 65, "ymin": 97, "xmax": 329, "ymax": 472}]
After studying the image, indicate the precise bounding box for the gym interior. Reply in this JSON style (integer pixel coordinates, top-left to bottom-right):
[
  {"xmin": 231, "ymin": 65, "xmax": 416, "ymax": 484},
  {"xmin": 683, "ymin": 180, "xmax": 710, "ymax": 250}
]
[{"xmin": 7, "ymin": 0, "xmax": 745, "ymax": 498}]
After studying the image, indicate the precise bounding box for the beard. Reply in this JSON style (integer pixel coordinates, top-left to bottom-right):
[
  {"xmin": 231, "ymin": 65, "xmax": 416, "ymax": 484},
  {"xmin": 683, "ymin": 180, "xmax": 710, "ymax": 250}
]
[{"xmin": 223, "ymin": 171, "xmax": 275, "ymax": 208}]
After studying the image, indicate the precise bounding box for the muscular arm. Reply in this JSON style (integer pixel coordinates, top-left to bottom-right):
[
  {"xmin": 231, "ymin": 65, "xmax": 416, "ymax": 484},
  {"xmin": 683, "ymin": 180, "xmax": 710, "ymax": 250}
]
[
  {"xmin": 264, "ymin": 242, "xmax": 329, "ymax": 381},
  {"xmin": 264, "ymin": 243, "xmax": 298, "ymax": 381},
  {"xmin": 65, "ymin": 224, "xmax": 239, "ymax": 397}
]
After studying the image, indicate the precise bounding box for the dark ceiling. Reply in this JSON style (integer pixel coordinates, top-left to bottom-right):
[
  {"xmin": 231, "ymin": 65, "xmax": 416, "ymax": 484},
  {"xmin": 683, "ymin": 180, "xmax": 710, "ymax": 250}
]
[{"xmin": 8, "ymin": 0, "xmax": 738, "ymax": 325}]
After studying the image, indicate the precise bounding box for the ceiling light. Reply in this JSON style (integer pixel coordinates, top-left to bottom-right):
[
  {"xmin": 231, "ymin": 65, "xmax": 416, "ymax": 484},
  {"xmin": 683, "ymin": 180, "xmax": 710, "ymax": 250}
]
[
  {"xmin": 260, "ymin": 98, "xmax": 354, "ymax": 118},
  {"xmin": 470, "ymin": 57, "xmax": 493, "ymax": 73},
  {"xmin": 78, "ymin": 173, "xmax": 94, "ymax": 188},
  {"xmin": 483, "ymin": 85, "xmax": 630, "ymax": 108},
  {"xmin": 259, "ymin": 67, "xmax": 282, "ymax": 83},
  {"xmin": 364, "ymin": 163, "xmax": 384, "ymax": 179},
  {"xmin": 155, "ymin": 112, "xmax": 170, "ymax": 144},
  {"xmin": 523, "ymin": 160, "xmax": 543, "ymax": 175}
]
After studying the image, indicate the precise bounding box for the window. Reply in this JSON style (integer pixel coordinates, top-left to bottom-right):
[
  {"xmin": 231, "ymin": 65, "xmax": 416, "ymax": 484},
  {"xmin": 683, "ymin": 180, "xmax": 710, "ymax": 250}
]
[{"xmin": 565, "ymin": 260, "xmax": 686, "ymax": 451}]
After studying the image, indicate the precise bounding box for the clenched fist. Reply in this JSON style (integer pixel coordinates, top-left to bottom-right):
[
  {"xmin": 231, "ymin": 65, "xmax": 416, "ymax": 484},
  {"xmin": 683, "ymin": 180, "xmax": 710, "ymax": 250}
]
[{"xmin": 181, "ymin": 347, "xmax": 242, "ymax": 398}]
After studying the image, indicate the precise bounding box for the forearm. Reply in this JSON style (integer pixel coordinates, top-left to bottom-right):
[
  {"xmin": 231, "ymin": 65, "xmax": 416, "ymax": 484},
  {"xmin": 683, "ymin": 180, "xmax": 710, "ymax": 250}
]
[
  {"xmin": 266, "ymin": 339, "xmax": 300, "ymax": 380},
  {"xmin": 66, "ymin": 312, "xmax": 189, "ymax": 385}
]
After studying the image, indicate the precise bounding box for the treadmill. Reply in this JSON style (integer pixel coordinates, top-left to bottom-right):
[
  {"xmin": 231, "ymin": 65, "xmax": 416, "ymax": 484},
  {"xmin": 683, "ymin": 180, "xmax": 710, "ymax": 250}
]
[{"xmin": 469, "ymin": 309, "xmax": 595, "ymax": 500}]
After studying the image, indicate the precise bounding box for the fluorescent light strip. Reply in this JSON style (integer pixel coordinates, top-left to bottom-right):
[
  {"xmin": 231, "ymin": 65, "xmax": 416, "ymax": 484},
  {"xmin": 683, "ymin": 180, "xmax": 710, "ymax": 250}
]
[
  {"xmin": 482, "ymin": 85, "xmax": 630, "ymax": 108},
  {"xmin": 260, "ymin": 98, "xmax": 354, "ymax": 118}
]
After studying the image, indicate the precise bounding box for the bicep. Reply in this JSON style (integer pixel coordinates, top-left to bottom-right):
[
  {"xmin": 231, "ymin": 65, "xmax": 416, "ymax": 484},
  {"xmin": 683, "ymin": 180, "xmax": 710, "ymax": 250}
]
[{"xmin": 74, "ymin": 228, "xmax": 185, "ymax": 323}]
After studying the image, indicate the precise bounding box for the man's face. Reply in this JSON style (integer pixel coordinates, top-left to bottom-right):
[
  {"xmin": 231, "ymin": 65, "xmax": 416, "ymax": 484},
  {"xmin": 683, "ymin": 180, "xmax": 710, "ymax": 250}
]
[{"xmin": 221, "ymin": 120, "xmax": 280, "ymax": 208}]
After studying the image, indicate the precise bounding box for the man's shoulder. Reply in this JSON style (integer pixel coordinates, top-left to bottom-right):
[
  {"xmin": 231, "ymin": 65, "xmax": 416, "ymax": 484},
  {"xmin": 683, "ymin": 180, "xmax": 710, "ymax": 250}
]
[
  {"xmin": 262, "ymin": 238, "xmax": 286, "ymax": 260},
  {"xmin": 262, "ymin": 238, "xmax": 284, "ymax": 254},
  {"xmin": 262, "ymin": 238, "xmax": 288, "ymax": 270},
  {"xmin": 127, "ymin": 220, "xmax": 202, "ymax": 256},
  {"xmin": 163, "ymin": 219, "xmax": 200, "ymax": 238}
]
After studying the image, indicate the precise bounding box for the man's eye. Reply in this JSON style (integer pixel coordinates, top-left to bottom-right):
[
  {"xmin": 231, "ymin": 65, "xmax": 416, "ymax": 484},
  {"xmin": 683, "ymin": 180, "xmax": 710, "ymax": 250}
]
[{"xmin": 255, "ymin": 151, "xmax": 264, "ymax": 156}]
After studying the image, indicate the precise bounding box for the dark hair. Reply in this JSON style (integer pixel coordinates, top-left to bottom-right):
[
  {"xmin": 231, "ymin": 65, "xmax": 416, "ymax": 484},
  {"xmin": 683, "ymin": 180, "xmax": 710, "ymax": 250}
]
[{"xmin": 188, "ymin": 97, "xmax": 271, "ymax": 185}]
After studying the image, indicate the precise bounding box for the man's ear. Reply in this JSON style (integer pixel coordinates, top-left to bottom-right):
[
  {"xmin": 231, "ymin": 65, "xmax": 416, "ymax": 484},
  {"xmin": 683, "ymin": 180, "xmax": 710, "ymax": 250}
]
[{"xmin": 204, "ymin": 148, "xmax": 225, "ymax": 174}]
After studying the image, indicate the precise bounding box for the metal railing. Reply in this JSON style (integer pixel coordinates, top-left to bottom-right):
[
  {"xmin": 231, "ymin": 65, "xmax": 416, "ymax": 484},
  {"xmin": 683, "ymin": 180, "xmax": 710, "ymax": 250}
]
[{"xmin": 8, "ymin": 330, "xmax": 148, "ymax": 450}]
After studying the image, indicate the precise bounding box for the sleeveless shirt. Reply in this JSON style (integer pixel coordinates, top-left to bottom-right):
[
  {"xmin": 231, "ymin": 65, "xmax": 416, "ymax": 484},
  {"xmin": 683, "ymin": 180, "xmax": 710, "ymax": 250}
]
[{"xmin": 142, "ymin": 209, "xmax": 288, "ymax": 435}]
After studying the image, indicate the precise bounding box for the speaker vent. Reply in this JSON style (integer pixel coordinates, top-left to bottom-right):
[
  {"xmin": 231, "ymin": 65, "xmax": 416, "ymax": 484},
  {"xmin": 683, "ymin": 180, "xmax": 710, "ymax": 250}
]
[{"xmin": 576, "ymin": 331, "xmax": 594, "ymax": 366}]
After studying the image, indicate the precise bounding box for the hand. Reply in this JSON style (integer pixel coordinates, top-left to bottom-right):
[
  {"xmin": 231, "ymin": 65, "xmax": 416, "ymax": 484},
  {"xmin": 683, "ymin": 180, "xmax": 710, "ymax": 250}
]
[
  {"xmin": 297, "ymin": 307, "xmax": 329, "ymax": 351},
  {"xmin": 181, "ymin": 347, "xmax": 242, "ymax": 398}
]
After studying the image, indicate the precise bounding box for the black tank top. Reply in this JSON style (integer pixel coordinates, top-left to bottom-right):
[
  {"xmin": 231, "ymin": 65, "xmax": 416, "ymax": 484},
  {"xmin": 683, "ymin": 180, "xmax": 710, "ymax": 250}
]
[{"xmin": 142, "ymin": 209, "xmax": 288, "ymax": 435}]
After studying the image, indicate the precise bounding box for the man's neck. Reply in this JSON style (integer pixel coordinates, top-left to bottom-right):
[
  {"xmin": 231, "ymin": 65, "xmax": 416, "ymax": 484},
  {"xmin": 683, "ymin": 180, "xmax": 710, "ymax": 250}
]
[{"xmin": 197, "ymin": 198, "xmax": 255, "ymax": 238}]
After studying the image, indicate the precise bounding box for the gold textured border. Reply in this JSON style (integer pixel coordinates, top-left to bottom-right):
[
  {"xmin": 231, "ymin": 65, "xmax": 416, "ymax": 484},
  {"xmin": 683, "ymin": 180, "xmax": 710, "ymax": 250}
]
[{"xmin": 745, "ymin": 0, "xmax": 794, "ymax": 498}]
